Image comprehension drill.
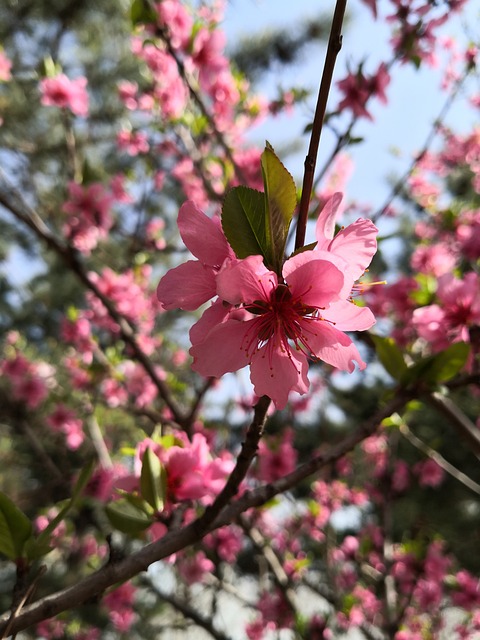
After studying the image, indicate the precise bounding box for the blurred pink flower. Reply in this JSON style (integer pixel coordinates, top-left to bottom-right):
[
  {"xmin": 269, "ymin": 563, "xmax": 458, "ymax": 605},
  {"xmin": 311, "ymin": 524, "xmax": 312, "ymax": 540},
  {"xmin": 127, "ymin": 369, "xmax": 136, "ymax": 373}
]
[{"xmin": 40, "ymin": 74, "xmax": 89, "ymax": 117}]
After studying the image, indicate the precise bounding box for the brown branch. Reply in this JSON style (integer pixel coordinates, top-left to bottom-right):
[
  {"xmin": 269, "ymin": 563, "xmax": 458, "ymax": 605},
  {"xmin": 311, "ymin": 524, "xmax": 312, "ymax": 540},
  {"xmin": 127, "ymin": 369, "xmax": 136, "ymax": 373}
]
[
  {"xmin": 426, "ymin": 391, "xmax": 480, "ymax": 460},
  {"xmin": 400, "ymin": 422, "xmax": 480, "ymax": 495},
  {"xmin": 0, "ymin": 391, "xmax": 408, "ymax": 636},
  {"xmin": 239, "ymin": 518, "xmax": 298, "ymax": 613},
  {"xmin": 148, "ymin": 584, "xmax": 232, "ymax": 640},
  {"xmin": 0, "ymin": 170, "xmax": 185, "ymax": 425},
  {"xmin": 192, "ymin": 395, "xmax": 271, "ymax": 537},
  {"xmin": 295, "ymin": 0, "xmax": 347, "ymax": 250}
]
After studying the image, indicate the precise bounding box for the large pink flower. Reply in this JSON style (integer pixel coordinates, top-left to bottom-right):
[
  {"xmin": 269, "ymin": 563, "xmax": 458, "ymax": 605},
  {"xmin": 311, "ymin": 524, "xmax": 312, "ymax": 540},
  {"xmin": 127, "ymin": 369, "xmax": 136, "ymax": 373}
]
[
  {"xmin": 156, "ymin": 200, "xmax": 235, "ymax": 310},
  {"xmin": 190, "ymin": 249, "xmax": 376, "ymax": 409}
]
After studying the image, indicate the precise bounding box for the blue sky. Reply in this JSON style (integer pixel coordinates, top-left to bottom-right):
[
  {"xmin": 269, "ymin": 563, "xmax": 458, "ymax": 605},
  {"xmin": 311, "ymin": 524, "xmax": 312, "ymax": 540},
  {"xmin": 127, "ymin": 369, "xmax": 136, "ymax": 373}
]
[{"xmin": 223, "ymin": 0, "xmax": 479, "ymax": 214}]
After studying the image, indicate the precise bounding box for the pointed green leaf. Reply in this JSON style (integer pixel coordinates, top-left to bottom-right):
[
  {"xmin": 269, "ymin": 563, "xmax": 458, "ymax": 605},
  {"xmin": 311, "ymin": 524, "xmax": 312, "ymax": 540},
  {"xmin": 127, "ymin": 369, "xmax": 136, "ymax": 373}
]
[
  {"xmin": 400, "ymin": 343, "xmax": 470, "ymax": 387},
  {"xmin": 0, "ymin": 492, "xmax": 33, "ymax": 560},
  {"xmin": 261, "ymin": 142, "xmax": 297, "ymax": 273},
  {"xmin": 289, "ymin": 241, "xmax": 317, "ymax": 258},
  {"xmin": 140, "ymin": 447, "xmax": 166, "ymax": 513},
  {"xmin": 36, "ymin": 460, "xmax": 95, "ymax": 548},
  {"xmin": 371, "ymin": 335, "xmax": 408, "ymax": 380},
  {"xmin": 106, "ymin": 499, "xmax": 153, "ymax": 535},
  {"xmin": 23, "ymin": 537, "xmax": 53, "ymax": 561},
  {"xmin": 222, "ymin": 186, "xmax": 268, "ymax": 260},
  {"xmin": 422, "ymin": 342, "xmax": 470, "ymax": 384},
  {"xmin": 130, "ymin": 0, "xmax": 156, "ymax": 25}
]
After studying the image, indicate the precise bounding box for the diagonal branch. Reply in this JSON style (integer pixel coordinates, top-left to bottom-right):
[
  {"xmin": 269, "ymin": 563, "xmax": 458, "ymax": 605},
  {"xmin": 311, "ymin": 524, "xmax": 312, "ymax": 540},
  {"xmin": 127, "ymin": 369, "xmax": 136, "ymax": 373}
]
[
  {"xmin": 147, "ymin": 582, "xmax": 232, "ymax": 640},
  {"xmin": 0, "ymin": 390, "xmax": 408, "ymax": 636},
  {"xmin": 0, "ymin": 170, "xmax": 185, "ymax": 425}
]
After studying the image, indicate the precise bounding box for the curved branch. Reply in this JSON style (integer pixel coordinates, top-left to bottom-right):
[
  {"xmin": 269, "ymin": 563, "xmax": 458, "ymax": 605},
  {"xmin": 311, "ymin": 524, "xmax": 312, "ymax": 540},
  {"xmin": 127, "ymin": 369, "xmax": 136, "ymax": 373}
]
[
  {"xmin": 0, "ymin": 170, "xmax": 185, "ymax": 425},
  {"xmin": 0, "ymin": 391, "xmax": 408, "ymax": 636}
]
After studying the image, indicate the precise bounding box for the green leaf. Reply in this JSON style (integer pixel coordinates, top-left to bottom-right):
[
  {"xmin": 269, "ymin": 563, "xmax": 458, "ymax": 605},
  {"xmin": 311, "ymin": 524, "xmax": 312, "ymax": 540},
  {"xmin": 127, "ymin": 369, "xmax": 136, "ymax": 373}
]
[
  {"xmin": 261, "ymin": 142, "xmax": 297, "ymax": 273},
  {"xmin": 130, "ymin": 0, "xmax": 156, "ymax": 25},
  {"xmin": 106, "ymin": 499, "xmax": 153, "ymax": 535},
  {"xmin": 400, "ymin": 343, "xmax": 470, "ymax": 387},
  {"xmin": 289, "ymin": 241, "xmax": 317, "ymax": 258},
  {"xmin": 140, "ymin": 447, "xmax": 166, "ymax": 513},
  {"xmin": 0, "ymin": 492, "xmax": 33, "ymax": 560},
  {"xmin": 371, "ymin": 335, "xmax": 407, "ymax": 380},
  {"xmin": 23, "ymin": 537, "xmax": 53, "ymax": 561},
  {"xmin": 222, "ymin": 186, "xmax": 268, "ymax": 260},
  {"xmin": 36, "ymin": 460, "xmax": 95, "ymax": 549},
  {"xmin": 422, "ymin": 342, "xmax": 470, "ymax": 384}
]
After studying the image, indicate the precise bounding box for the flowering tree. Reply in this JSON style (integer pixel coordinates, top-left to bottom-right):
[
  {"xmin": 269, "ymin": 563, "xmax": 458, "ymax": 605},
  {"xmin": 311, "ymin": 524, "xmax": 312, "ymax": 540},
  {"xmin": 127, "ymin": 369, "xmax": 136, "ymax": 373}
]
[{"xmin": 0, "ymin": 0, "xmax": 479, "ymax": 638}]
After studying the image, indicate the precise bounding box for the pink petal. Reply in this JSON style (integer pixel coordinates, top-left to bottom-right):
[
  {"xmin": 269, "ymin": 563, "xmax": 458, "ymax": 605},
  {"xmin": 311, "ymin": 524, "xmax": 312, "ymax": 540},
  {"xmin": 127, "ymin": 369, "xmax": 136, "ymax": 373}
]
[
  {"xmin": 190, "ymin": 318, "xmax": 252, "ymax": 378},
  {"xmin": 315, "ymin": 193, "xmax": 343, "ymax": 247},
  {"xmin": 250, "ymin": 345, "xmax": 309, "ymax": 410},
  {"xmin": 217, "ymin": 255, "xmax": 277, "ymax": 305},
  {"xmin": 302, "ymin": 320, "xmax": 366, "ymax": 372},
  {"xmin": 328, "ymin": 218, "xmax": 378, "ymax": 281},
  {"xmin": 157, "ymin": 260, "xmax": 216, "ymax": 310},
  {"xmin": 178, "ymin": 200, "xmax": 230, "ymax": 266},
  {"xmin": 190, "ymin": 299, "xmax": 231, "ymax": 346},
  {"xmin": 324, "ymin": 299, "xmax": 376, "ymax": 331},
  {"xmin": 283, "ymin": 252, "xmax": 344, "ymax": 307}
]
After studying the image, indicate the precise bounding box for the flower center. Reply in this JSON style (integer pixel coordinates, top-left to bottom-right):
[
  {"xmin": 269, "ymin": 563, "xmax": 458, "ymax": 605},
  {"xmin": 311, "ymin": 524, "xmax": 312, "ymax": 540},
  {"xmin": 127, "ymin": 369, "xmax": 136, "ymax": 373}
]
[{"xmin": 242, "ymin": 283, "xmax": 320, "ymax": 359}]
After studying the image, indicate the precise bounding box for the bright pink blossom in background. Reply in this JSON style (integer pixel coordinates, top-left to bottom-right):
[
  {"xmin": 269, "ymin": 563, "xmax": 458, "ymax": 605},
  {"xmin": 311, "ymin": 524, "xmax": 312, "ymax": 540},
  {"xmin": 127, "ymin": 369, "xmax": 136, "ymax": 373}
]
[
  {"xmin": 40, "ymin": 74, "xmax": 89, "ymax": 117},
  {"xmin": 0, "ymin": 49, "xmax": 12, "ymax": 81}
]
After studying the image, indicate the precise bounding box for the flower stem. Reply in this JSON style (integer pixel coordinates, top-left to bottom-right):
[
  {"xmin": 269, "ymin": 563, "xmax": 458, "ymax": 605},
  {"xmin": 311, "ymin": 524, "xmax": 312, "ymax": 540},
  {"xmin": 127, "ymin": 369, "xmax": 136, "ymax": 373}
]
[{"xmin": 294, "ymin": 0, "xmax": 348, "ymax": 251}]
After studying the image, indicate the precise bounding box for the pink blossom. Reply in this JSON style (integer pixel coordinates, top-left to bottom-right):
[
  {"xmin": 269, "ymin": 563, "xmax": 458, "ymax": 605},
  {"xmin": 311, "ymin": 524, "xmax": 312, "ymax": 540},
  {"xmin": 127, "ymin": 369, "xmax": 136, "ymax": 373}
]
[
  {"xmin": 103, "ymin": 583, "xmax": 137, "ymax": 632},
  {"xmin": 189, "ymin": 194, "xmax": 376, "ymax": 407},
  {"xmin": 177, "ymin": 550, "xmax": 215, "ymax": 584},
  {"xmin": 191, "ymin": 27, "xmax": 228, "ymax": 91},
  {"xmin": 116, "ymin": 129, "xmax": 150, "ymax": 156},
  {"xmin": 46, "ymin": 404, "xmax": 84, "ymax": 450},
  {"xmin": 40, "ymin": 74, "xmax": 89, "ymax": 117},
  {"xmin": 191, "ymin": 249, "xmax": 374, "ymax": 408},
  {"xmin": 411, "ymin": 243, "xmax": 456, "ymax": 277},
  {"xmin": 336, "ymin": 71, "xmax": 372, "ymax": 120},
  {"xmin": 117, "ymin": 80, "xmax": 138, "ymax": 109},
  {"xmin": 0, "ymin": 49, "xmax": 12, "ymax": 81},
  {"xmin": 257, "ymin": 429, "xmax": 297, "ymax": 482},
  {"xmin": 62, "ymin": 181, "xmax": 113, "ymax": 255},
  {"xmin": 414, "ymin": 458, "xmax": 445, "ymax": 487},
  {"xmin": 12, "ymin": 373, "xmax": 49, "ymax": 409},
  {"xmin": 413, "ymin": 272, "xmax": 480, "ymax": 351},
  {"xmin": 156, "ymin": 0, "xmax": 193, "ymax": 50},
  {"xmin": 157, "ymin": 200, "xmax": 235, "ymax": 311},
  {"xmin": 392, "ymin": 459, "xmax": 410, "ymax": 492}
]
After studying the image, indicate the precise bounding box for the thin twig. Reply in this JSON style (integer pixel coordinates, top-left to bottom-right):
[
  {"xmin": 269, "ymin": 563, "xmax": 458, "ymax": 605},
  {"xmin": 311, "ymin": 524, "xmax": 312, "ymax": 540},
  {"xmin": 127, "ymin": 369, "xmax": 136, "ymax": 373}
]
[
  {"xmin": 148, "ymin": 583, "xmax": 232, "ymax": 640},
  {"xmin": 426, "ymin": 391, "xmax": 480, "ymax": 460},
  {"xmin": 238, "ymin": 518, "xmax": 298, "ymax": 612},
  {"xmin": 0, "ymin": 170, "xmax": 185, "ymax": 425},
  {"xmin": 193, "ymin": 395, "xmax": 271, "ymax": 537},
  {"xmin": 1, "ymin": 565, "xmax": 47, "ymax": 640},
  {"xmin": 0, "ymin": 391, "xmax": 408, "ymax": 636},
  {"xmin": 400, "ymin": 422, "xmax": 480, "ymax": 496},
  {"xmin": 295, "ymin": 0, "xmax": 347, "ymax": 250},
  {"xmin": 371, "ymin": 71, "xmax": 470, "ymax": 223}
]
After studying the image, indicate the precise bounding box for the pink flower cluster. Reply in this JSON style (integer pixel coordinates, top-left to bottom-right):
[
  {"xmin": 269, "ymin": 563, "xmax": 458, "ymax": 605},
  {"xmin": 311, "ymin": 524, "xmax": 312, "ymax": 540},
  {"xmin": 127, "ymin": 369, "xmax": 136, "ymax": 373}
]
[
  {"xmin": 116, "ymin": 431, "xmax": 234, "ymax": 508},
  {"xmin": 62, "ymin": 181, "xmax": 114, "ymax": 255},
  {"xmin": 157, "ymin": 195, "xmax": 378, "ymax": 408},
  {"xmin": 40, "ymin": 73, "xmax": 89, "ymax": 117}
]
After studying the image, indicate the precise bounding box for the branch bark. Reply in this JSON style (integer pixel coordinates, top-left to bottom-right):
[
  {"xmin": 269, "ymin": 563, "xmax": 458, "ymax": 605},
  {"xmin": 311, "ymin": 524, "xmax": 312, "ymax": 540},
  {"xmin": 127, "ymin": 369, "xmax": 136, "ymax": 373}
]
[
  {"xmin": 295, "ymin": 0, "xmax": 347, "ymax": 250},
  {"xmin": 0, "ymin": 391, "xmax": 408, "ymax": 636}
]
